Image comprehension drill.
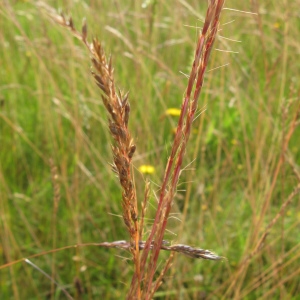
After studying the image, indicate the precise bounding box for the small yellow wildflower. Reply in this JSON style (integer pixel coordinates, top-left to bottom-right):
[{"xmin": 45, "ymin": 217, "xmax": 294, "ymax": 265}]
[
  {"xmin": 273, "ymin": 22, "xmax": 280, "ymax": 29},
  {"xmin": 138, "ymin": 165, "xmax": 155, "ymax": 174},
  {"xmin": 166, "ymin": 108, "xmax": 181, "ymax": 117}
]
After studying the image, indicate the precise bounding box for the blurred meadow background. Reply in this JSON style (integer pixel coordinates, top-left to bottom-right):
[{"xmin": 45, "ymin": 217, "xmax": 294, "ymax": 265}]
[{"xmin": 1, "ymin": 0, "xmax": 300, "ymax": 299}]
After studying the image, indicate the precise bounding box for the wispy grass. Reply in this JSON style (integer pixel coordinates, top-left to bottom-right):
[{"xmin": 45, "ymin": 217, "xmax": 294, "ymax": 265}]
[{"xmin": 0, "ymin": 0, "xmax": 299, "ymax": 299}]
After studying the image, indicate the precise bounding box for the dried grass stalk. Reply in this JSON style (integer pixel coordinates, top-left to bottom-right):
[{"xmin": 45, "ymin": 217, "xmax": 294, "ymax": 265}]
[
  {"xmin": 37, "ymin": 1, "xmax": 225, "ymax": 298},
  {"xmin": 131, "ymin": 1, "xmax": 225, "ymax": 298},
  {"xmin": 37, "ymin": 0, "xmax": 141, "ymax": 291}
]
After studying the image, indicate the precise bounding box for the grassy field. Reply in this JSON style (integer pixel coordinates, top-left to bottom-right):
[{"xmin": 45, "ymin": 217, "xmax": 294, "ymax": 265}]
[{"xmin": 1, "ymin": 0, "xmax": 300, "ymax": 299}]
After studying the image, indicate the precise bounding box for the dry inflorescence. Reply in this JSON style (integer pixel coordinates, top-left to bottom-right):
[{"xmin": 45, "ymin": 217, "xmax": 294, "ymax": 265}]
[
  {"xmin": 134, "ymin": 2, "xmax": 225, "ymax": 298},
  {"xmin": 37, "ymin": 0, "xmax": 225, "ymax": 298}
]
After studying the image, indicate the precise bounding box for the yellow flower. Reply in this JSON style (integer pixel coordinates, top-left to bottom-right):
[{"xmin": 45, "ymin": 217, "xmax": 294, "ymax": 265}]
[
  {"xmin": 166, "ymin": 108, "xmax": 181, "ymax": 117},
  {"xmin": 138, "ymin": 165, "xmax": 155, "ymax": 174}
]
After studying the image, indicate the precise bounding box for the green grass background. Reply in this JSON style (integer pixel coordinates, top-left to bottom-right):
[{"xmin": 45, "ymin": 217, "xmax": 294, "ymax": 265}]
[{"xmin": 1, "ymin": 0, "xmax": 300, "ymax": 299}]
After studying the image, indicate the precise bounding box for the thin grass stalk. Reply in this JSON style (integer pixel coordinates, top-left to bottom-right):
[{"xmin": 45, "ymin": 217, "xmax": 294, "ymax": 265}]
[
  {"xmin": 213, "ymin": 101, "xmax": 300, "ymax": 298},
  {"xmin": 230, "ymin": 101, "xmax": 300, "ymax": 296},
  {"xmin": 131, "ymin": 1, "xmax": 225, "ymax": 297},
  {"xmin": 148, "ymin": 253, "xmax": 174, "ymax": 299},
  {"xmin": 49, "ymin": 158, "xmax": 61, "ymax": 299},
  {"xmin": 139, "ymin": 180, "xmax": 151, "ymax": 240}
]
